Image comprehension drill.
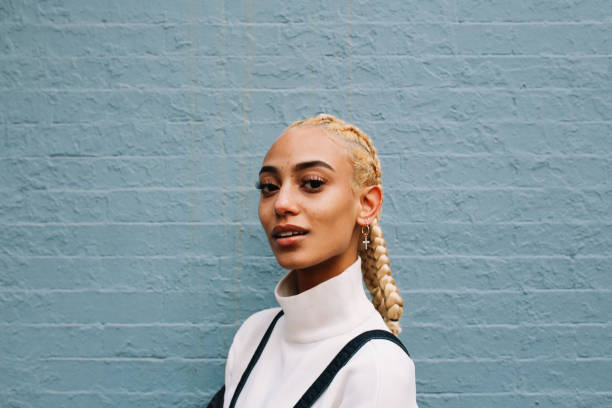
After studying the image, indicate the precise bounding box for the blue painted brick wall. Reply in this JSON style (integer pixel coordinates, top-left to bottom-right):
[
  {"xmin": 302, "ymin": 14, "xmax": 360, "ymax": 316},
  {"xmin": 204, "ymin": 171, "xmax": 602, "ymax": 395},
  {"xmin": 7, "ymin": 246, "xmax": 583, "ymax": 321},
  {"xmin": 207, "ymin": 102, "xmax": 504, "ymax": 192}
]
[{"xmin": 1, "ymin": 1, "xmax": 611, "ymax": 407}]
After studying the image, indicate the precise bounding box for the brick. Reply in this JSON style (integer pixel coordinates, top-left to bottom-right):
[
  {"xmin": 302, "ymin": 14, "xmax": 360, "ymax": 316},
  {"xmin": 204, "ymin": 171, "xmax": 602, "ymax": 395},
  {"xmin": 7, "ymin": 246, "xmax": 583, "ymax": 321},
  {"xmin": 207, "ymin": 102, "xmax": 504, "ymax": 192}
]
[
  {"xmin": 386, "ymin": 188, "xmax": 612, "ymax": 223},
  {"xmin": 416, "ymin": 360, "xmax": 612, "ymax": 393},
  {"xmin": 0, "ymin": 323, "xmax": 238, "ymax": 359},
  {"xmin": 0, "ymin": 358, "xmax": 224, "ymax": 393},
  {"xmin": 352, "ymin": 56, "xmax": 612, "ymax": 89},
  {"xmin": 347, "ymin": 0, "xmax": 454, "ymax": 22},
  {"xmin": 0, "ymin": 55, "xmax": 229, "ymax": 89},
  {"xmin": 20, "ymin": 0, "xmax": 225, "ymax": 24},
  {"xmin": 0, "ymin": 24, "xmax": 166, "ymax": 57},
  {"xmin": 3, "ymin": 89, "xmax": 610, "ymax": 125},
  {"xmin": 418, "ymin": 393, "xmax": 612, "ymax": 408},
  {"xmin": 0, "ymin": 121, "xmax": 286, "ymax": 158},
  {"xmin": 453, "ymin": 23, "xmax": 612, "ymax": 55},
  {"xmin": 389, "ymin": 223, "xmax": 612, "ymax": 256},
  {"xmin": 404, "ymin": 291, "xmax": 612, "ymax": 325},
  {"xmin": 404, "ymin": 325, "xmax": 612, "ymax": 360},
  {"xmin": 390, "ymin": 256, "xmax": 612, "ymax": 291},
  {"xmin": 0, "ymin": 290, "xmax": 244, "ymax": 324},
  {"xmin": 456, "ymin": 0, "xmax": 612, "ymax": 22},
  {"xmin": 0, "ymin": 391, "xmax": 213, "ymax": 408},
  {"xmin": 0, "ymin": 155, "xmax": 262, "ymax": 190},
  {"xmin": 0, "ymin": 255, "xmax": 281, "ymax": 292},
  {"xmin": 394, "ymin": 155, "xmax": 612, "ymax": 188},
  {"xmin": 0, "ymin": 224, "xmax": 273, "ymax": 257},
  {"xmin": 0, "ymin": 90, "xmax": 221, "ymax": 124}
]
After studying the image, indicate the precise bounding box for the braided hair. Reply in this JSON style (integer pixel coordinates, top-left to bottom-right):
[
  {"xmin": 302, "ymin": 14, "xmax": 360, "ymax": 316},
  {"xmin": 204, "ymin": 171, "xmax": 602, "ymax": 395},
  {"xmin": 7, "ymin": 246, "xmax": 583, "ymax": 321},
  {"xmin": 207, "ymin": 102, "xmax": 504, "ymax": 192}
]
[{"xmin": 285, "ymin": 114, "xmax": 405, "ymax": 335}]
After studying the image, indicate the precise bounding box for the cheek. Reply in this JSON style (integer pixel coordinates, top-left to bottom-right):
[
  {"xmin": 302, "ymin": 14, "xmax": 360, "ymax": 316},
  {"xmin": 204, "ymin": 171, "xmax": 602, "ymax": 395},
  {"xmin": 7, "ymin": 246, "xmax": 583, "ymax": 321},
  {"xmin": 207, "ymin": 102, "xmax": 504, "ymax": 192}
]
[
  {"xmin": 312, "ymin": 190, "xmax": 358, "ymax": 230},
  {"xmin": 258, "ymin": 200, "xmax": 270, "ymax": 228}
]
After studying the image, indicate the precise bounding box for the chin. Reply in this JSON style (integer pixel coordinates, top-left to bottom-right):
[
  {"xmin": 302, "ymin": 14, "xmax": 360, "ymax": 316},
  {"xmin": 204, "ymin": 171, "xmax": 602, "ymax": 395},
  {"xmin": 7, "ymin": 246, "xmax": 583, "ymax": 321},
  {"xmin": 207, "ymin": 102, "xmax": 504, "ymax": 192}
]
[
  {"xmin": 273, "ymin": 251, "xmax": 319, "ymax": 271},
  {"xmin": 274, "ymin": 255, "xmax": 308, "ymax": 271}
]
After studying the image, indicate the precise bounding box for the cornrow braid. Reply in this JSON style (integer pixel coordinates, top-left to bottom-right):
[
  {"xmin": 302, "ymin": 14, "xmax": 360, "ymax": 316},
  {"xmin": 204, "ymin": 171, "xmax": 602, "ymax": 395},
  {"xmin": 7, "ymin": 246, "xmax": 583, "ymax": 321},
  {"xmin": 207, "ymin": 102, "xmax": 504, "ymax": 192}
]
[{"xmin": 286, "ymin": 114, "xmax": 405, "ymax": 335}]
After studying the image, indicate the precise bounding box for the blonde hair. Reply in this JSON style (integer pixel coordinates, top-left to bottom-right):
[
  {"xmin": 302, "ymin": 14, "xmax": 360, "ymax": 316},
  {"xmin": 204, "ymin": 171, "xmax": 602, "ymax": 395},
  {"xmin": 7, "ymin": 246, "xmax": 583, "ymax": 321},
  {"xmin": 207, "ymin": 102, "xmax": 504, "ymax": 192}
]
[{"xmin": 286, "ymin": 114, "xmax": 404, "ymax": 335}]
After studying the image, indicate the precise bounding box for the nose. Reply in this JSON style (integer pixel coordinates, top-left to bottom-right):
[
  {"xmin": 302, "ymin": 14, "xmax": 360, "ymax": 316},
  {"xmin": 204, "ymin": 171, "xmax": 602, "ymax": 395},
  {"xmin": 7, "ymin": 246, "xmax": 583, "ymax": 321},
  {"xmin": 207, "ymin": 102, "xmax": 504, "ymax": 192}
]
[{"xmin": 273, "ymin": 184, "xmax": 299, "ymax": 216}]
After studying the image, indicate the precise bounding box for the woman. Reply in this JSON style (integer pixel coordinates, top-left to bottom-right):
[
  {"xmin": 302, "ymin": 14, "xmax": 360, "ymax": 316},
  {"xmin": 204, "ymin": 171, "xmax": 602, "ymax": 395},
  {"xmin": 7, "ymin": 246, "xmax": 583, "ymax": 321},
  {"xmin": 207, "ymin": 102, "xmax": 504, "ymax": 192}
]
[{"xmin": 216, "ymin": 114, "xmax": 417, "ymax": 407}]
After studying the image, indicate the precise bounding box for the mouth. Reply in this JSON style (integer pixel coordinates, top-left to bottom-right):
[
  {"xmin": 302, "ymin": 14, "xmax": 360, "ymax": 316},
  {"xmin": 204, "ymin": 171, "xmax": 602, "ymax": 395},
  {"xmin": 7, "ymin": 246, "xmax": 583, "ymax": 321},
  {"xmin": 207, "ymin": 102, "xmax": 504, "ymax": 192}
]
[
  {"xmin": 273, "ymin": 230, "xmax": 308, "ymax": 238},
  {"xmin": 271, "ymin": 225, "xmax": 309, "ymax": 247}
]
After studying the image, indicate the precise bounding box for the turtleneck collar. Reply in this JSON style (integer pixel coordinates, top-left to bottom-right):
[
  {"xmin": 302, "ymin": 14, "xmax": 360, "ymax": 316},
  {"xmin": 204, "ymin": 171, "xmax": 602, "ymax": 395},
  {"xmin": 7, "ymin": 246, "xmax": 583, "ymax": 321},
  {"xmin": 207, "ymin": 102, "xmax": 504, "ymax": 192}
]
[{"xmin": 274, "ymin": 257, "xmax": 377, "ymax": 343}]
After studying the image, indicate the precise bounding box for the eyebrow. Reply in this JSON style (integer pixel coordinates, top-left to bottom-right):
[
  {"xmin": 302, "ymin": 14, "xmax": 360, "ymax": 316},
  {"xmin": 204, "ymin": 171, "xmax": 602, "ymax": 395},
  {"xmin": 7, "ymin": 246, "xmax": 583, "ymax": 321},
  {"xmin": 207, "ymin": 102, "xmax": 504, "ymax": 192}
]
[{"xmin": 258, "ymin": 160, "xmax": 334, "ymax": 175}]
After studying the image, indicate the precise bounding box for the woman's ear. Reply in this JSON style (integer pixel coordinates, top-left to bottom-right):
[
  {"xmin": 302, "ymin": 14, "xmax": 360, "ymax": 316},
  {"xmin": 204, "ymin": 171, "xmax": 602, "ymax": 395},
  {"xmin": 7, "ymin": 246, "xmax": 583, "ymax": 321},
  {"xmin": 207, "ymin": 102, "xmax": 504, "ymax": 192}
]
[{"xmin": 357, "ymin": 185, "xmax": 383, "ymax": 225}]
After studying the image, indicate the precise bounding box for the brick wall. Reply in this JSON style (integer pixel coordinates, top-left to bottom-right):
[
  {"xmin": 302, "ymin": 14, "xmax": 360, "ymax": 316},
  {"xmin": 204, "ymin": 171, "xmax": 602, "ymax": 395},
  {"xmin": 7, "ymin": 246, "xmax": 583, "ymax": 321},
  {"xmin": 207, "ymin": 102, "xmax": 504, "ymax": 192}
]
[{"xmin": 1, "ymin": 1, "xmax": 611, "ymax": 406}]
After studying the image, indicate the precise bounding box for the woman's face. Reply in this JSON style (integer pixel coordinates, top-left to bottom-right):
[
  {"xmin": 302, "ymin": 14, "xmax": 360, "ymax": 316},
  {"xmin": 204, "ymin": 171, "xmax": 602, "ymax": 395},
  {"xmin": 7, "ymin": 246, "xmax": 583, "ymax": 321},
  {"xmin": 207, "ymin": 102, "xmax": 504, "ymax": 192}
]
[{"xmin": 257, "ymin": 125, "xmax": 361, "ymax": 272}]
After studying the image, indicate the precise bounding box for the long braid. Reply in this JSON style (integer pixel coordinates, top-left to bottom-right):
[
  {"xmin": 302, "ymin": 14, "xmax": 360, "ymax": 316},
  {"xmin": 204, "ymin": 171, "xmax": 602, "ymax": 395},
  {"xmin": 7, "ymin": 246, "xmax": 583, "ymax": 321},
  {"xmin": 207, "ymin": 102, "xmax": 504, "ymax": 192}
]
[{"xmin": 286, "ymin": 114, "xmax": 405, "ymax": 335}]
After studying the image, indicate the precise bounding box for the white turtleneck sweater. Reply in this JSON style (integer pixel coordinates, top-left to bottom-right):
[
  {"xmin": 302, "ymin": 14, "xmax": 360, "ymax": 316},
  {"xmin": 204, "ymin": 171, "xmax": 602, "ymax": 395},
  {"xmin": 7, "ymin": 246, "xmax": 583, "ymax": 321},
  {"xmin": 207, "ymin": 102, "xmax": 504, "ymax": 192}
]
[{"xmin": 223, "ymin": 257, "xmax": 418, "ymax": 407}]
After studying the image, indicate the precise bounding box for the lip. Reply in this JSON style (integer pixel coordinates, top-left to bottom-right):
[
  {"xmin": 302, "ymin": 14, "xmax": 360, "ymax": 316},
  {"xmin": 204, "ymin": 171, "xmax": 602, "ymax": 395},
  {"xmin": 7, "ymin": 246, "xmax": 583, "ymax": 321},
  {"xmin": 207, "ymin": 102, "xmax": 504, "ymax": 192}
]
[{"xmin": 271, "ymin": 224, "xmax": 309, "ymax": 247}]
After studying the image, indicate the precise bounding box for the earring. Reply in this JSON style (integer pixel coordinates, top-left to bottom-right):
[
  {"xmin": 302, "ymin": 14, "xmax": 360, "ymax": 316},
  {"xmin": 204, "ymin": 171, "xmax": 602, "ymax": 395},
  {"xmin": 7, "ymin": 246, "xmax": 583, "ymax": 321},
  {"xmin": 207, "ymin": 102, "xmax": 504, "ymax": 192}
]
[{"xmin": 361, "ymin": 223, "xmax": 370, "ymax": 250}]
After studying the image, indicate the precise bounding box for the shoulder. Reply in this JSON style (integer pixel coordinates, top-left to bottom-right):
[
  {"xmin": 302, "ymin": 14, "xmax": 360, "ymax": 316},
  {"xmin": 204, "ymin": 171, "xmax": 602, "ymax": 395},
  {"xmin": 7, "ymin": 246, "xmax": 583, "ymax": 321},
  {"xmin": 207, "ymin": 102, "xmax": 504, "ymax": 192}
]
[
  {"xmin": 339, "ymin": 335, "xmax": 418, "ymax": 407},
  {"xmin": 224, "ymin": 307, "xmax": 281, "ymax": 387},
  {"xmin": 368, "ymin": 338, "xmax": 417, "ymax": 406},
  {"xmin": 233, "ymin": 307, "xmax": 282, "ymax": 347}
]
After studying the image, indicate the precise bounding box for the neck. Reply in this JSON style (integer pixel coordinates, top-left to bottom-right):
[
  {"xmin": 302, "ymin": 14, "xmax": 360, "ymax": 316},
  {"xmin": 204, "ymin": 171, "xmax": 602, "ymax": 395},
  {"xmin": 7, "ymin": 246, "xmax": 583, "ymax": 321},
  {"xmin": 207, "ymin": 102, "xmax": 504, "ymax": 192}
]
[
  {"xmin": 296, "ymin": 251, "xmax": 359, "ymax": 293},
  {"xmin": 275, "ymin": 256, "xmax": 375, "ymax": 343}
]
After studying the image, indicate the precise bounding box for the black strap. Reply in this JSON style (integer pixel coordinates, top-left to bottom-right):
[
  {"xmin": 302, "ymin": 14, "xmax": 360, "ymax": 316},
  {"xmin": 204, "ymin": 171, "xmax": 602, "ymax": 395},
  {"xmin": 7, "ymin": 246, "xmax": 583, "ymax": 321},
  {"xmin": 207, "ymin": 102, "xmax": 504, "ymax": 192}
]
[
  {"xmin": 293, "ymin": 329, "xmax": 410, "ymax": 408},
  {"xmin": 206, "ymin": 385, "xmax": 225, "ymax": 408},
  {"xmin": 228, "ymin": 309, "xmax": 284, "ymax": 408}
]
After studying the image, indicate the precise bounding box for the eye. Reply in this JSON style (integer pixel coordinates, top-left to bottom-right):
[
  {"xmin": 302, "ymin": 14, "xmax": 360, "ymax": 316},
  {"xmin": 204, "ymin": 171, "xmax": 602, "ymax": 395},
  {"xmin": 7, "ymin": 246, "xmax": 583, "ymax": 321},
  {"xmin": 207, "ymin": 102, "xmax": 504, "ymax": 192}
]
[
  {"xmin": 255, "ymin": 181, "xmax": 279, "ymax": 195},
  {"xmin": 302, "ymin": 177, "xmax": 325, "ymax": 191}
]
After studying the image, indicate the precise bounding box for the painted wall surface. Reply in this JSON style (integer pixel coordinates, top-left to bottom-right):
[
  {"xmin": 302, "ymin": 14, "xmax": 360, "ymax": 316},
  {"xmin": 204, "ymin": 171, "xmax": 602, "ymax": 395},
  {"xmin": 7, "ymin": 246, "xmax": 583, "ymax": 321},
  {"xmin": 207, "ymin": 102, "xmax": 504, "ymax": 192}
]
[{"xmin": 1, "ymin": 1, "xmax": 611, "ymax": 407}]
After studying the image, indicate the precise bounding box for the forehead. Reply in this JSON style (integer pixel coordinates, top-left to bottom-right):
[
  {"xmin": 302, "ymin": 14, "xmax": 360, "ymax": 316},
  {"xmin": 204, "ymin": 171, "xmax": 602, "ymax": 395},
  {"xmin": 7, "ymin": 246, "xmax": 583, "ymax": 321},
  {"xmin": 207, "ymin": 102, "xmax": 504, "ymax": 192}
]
[{"xmin": 262, "ymin": 125, "xmax": 352, "ymax": 169}]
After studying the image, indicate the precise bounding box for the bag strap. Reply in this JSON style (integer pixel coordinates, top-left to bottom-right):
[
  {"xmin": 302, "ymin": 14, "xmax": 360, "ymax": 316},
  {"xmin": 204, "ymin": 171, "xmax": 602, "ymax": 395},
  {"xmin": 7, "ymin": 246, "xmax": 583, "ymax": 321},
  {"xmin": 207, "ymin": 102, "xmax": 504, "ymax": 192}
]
[
  {"xmin": 293, "ymin": 329, "xmax": 410, "ymax": 408},
  {"xmin": 229, "ymin": 309, "xmax": 284, "ymax": 408}
]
